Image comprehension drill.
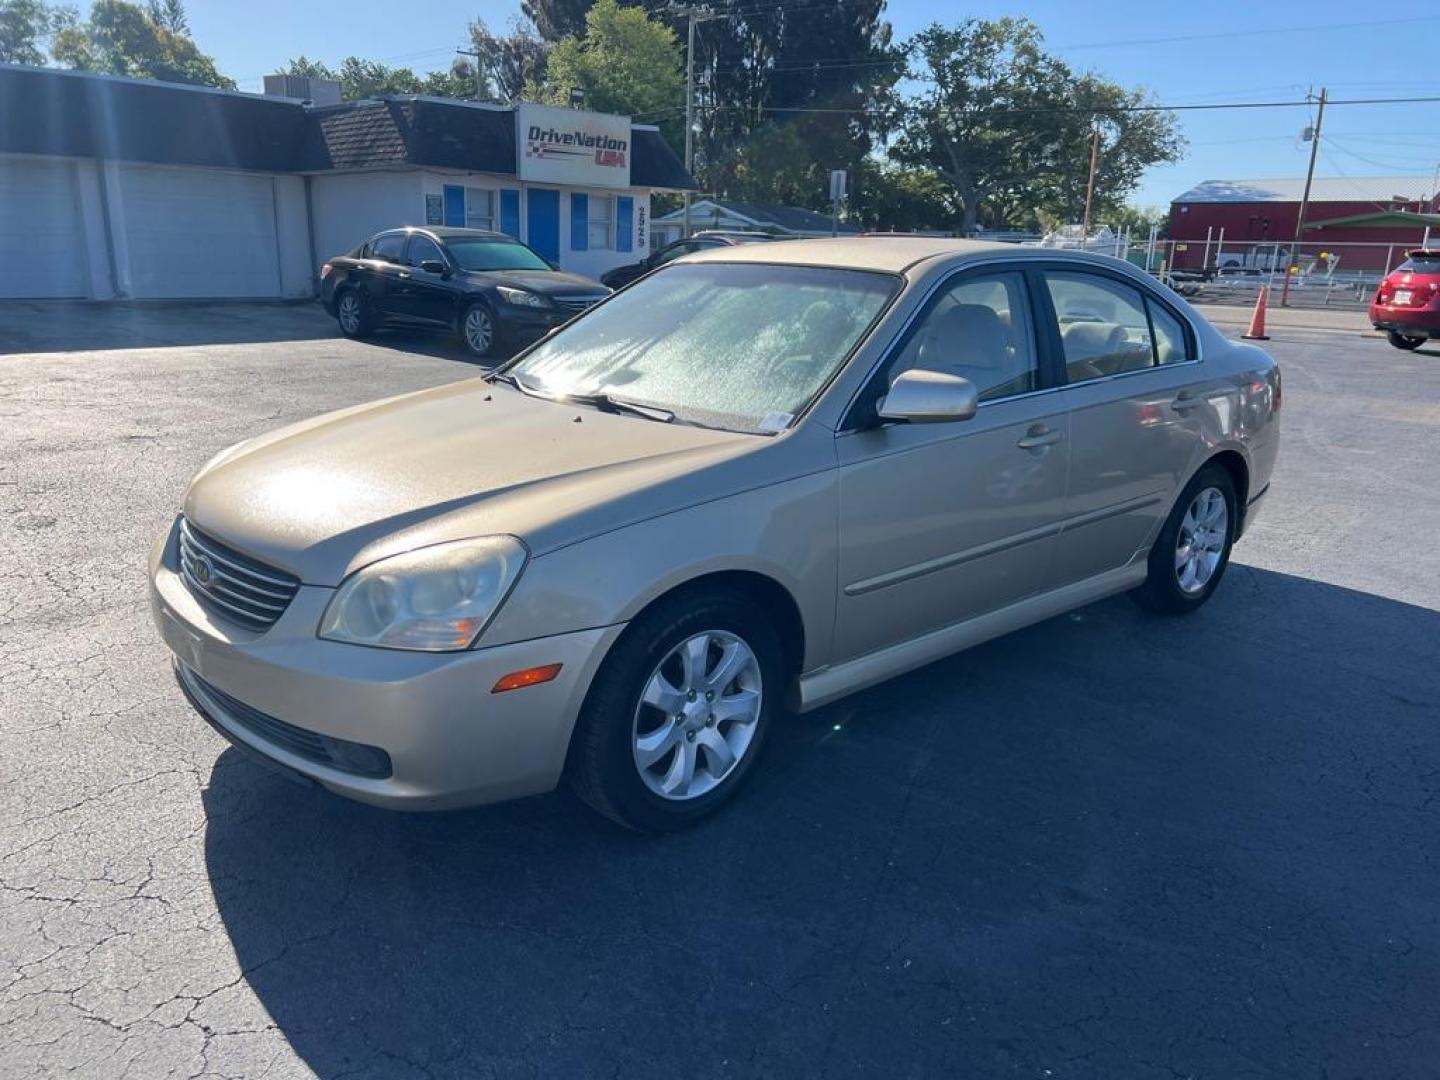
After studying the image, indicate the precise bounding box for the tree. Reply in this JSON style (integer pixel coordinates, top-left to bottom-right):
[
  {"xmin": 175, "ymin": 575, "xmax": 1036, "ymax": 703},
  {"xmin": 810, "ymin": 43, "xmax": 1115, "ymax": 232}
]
[
  {"xmin": 468, "ymin": 17, "xmax": 548, "ymax": 103},
  {"xmin": 521, "ymin": 0, "xmax": 593, "ymax": 42},
  {"xmin": 0, "ymin": 0, "xmax": 57, "ymax": 65},
  {"xmin": 535, "ymin": 0, "xmax": 683, "ymax": 147},
  {"xmin": 145, "ymin": 0, "xmax": 185, "ymax": 34},
  {"xmin": 851, "ymin": 159, "xmax": 962, "ymax": 233},
  {"xmin": 892, "ymin": 18, "xmax": 1182, "ymax": 234},
  {"xmin": 683, "ymin": 0, "xmax": 901, "ymax": 209},
  {"xmin": 50, "ymin": 0, "xmax": 232, "ymax": 88}
]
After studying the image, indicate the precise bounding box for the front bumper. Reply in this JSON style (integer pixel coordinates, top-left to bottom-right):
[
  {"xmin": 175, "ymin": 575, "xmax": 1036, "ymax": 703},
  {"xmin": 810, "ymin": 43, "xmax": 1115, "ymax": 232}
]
[{"xmin": 150, "ymin": 519, "xmax": 624, "ymax": 811}]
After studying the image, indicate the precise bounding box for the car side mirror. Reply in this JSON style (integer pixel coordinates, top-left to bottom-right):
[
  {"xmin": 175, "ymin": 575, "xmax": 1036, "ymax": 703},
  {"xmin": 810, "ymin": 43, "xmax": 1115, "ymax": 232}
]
[
  {"xmin": 419, "ymin": 259, "xmax": 448, "ymax": 276},
  {"xmin": 876, "ymin": 369, "xmax": 979, "ymax": 425}
]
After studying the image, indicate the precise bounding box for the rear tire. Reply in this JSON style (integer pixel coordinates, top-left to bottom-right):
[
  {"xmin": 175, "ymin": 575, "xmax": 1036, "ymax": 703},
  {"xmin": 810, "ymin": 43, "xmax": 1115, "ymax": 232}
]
[
  {"xmin": 567, "ymin": 587, "xmax": 783, "ymax": 832},
  {"xmin": 335, "ymin": 288, "xmax": 372, "ymax": 339},
  {"xmin": 1130, "ymin": 464, "xmax": 1237, "ymax": 615},
  {"xmin": 1387, "ymin": 330, "xmax": 1425, "ymax": 351}
]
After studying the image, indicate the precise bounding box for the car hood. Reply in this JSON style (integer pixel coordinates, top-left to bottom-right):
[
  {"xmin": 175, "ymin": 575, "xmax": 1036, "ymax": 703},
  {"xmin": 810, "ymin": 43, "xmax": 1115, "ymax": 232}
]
[
  {"xmin": 183, "ymin": 380, "xmax": 765, "ymax": 586},
  {"xmin": 468, "ymin": 268, "xmax": 608, "ymax": 296}
]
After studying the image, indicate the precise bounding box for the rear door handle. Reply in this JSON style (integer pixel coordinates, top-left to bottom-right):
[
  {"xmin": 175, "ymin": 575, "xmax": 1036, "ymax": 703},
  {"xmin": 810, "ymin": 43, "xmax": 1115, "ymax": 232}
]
[
  {"xmin": 1016, "ymin": 427, "xmax": 1063, "ymax": 451},
  {"xmin": 397, "ymin": 271, "xmax": 411, "ymax": 279},
  {"xmin": 1171, "ymin": 392, "xmax": 1201, "ymax": 412}
]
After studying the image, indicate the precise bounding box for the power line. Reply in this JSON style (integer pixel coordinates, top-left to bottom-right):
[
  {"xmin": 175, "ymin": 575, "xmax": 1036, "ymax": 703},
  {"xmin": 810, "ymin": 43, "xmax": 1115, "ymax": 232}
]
[{"xmin": 688, "ymin": 93, "xmax": 1440, "ymax": 118}]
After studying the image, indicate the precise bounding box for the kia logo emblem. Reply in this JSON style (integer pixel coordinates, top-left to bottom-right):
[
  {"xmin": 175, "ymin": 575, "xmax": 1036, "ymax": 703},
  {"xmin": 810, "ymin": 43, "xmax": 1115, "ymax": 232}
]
[{"xmin": 193, "ymin": 556, "xmax": 214, "ymax": 586}]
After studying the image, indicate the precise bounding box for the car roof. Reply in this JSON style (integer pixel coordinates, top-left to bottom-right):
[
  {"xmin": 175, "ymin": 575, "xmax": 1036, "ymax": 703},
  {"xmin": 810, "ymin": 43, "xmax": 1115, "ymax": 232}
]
[
  {"xmin": 675, "ymin": 236, "xmax": 1023, "ymax": 273},
  {"xmin": 379, "ymin": 226, "xmax": 514, "ymax": 241}
]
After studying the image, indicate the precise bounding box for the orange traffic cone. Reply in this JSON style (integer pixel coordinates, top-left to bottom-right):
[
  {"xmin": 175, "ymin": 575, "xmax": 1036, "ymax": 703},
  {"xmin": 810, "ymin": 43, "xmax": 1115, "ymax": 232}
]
[{"xmin": 1242, "ymin": 287, "xmax": 1271, "ymax": 340}]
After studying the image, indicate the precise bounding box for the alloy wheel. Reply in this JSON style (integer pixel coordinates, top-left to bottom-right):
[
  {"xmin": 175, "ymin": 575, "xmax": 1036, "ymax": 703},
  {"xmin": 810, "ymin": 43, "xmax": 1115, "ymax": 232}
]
[
  {"xmin": 632, "ymin": 630, "xmax": 763, "ymax": 801},
  {"xmin": 338, "ymin": 294, "xmax": 361, "ymax": 334},
  {"xmin": 464, "ymin": 307, "xmax": 493, "ymax": 354},
  {"xmin": 1175, "ymin": 486, "xmax": 1228, "ymax": 594}
]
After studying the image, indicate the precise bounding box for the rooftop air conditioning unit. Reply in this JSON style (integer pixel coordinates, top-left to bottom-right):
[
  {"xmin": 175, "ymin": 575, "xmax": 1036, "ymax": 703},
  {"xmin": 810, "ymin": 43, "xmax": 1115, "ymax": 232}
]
[{"xmin": 262, "ymin": 74, "xmax": 342, "ymax": 107}]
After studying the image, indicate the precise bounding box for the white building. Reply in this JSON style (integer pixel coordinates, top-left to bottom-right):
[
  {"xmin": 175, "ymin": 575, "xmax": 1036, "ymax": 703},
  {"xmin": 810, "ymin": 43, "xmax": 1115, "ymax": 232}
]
[{"xmin": 0, "ymin": 65, "xmax": 694, "ymax": 301}]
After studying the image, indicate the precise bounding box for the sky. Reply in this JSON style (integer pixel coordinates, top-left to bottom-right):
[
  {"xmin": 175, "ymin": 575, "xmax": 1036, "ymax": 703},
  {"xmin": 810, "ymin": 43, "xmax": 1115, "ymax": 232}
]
[{"xmin": 158, "ymin": 0, "xmax": 1440, "ymax": 211}]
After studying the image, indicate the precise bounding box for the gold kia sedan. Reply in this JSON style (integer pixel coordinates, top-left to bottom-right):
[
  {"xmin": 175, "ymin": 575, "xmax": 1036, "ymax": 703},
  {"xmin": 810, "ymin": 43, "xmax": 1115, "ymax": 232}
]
[{"xmin": 151, "ymin": 238, "xmax": 1280, "ymax": 831}]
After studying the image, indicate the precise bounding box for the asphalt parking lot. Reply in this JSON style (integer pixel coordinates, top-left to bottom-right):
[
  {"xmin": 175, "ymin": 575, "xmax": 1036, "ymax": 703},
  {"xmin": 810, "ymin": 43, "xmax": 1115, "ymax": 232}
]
[{"xmin": 2, "ymin": 300, "xmax": 1439, "ymax": 1079}]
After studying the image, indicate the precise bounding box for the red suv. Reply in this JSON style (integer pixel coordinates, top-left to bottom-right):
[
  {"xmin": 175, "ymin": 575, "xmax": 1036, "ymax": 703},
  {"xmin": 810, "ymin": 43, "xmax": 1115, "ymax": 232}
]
[{"xmin": 1370, "ymin": 249, "xmax": 1440, "ymax": 350}]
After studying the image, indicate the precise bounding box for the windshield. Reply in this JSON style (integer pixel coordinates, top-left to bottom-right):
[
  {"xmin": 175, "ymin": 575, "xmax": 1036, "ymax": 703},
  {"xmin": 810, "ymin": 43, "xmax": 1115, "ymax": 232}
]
[
  {"xmin": 1397, "ymin": 256, "xmax": 1440, "ymax": 275},
  {"xmin": 447, "ymin": 238, "xmax": 552, "ymax": 272},
  {"xmin": 507, "ymin": 263, "xmax": 898, "ymax": 432}
]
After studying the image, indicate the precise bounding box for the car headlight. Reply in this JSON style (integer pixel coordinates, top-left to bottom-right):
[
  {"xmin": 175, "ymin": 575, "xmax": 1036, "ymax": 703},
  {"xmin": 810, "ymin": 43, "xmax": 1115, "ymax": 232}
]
[
  {"xmin": 318, "ymin": 536, "xmax": 527, "ymax": 652},
  {"xmin": 496, "ymin": 286, "xmax": 550, "ymax": 309}
]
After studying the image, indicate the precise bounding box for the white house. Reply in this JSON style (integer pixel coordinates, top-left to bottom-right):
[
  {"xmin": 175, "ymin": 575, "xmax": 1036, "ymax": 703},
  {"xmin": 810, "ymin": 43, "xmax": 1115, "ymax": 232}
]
[{"xmin": 0, "ymin": 65, "xmax": 694, "ymax": 301}]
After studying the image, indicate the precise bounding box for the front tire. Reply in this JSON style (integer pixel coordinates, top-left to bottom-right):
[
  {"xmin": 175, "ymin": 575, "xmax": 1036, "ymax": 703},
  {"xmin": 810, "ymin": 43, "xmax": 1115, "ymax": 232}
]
[
  {"xmin": 460, "ymin": 301, "xmax": 496, "ymax": 359},
  {"xmin": 1131, "ymin": 464, "xmax": 1237, "ymax": 615},
  {"xmin": 1387, "ymin": 330, "xmax": 1425, "ymax": 351},
  {"xmin": 567, "ymin": 587, "xmax": 784, "ymax": 832}
]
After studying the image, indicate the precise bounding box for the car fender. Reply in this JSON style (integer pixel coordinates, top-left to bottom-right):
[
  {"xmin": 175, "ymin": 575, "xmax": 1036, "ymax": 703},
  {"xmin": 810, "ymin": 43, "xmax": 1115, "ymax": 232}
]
[{"xmin": 479, "ymin": 468, "xmax": 840, "ymax": 675}]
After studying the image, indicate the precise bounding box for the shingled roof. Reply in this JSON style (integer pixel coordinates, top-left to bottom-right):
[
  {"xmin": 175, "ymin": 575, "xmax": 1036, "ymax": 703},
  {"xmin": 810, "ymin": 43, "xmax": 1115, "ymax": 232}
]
[{"xmin": 0, "ymin": 65, "xmax": 694, "ymax": 189}]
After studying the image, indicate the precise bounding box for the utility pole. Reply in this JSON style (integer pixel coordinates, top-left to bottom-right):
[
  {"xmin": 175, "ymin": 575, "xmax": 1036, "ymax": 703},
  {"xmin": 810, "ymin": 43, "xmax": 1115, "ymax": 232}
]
[
  {"xmin": 455, "ymin": 48, "xmax": 484, "ymax": 102},
  {"xmin": 1080, "ymin": 124, "xmax": 1101, "ymax": 239},
  {"xmin": 1281, "ymin": 86, "xmax": 1326, "ymax": 308},
  {"xmin": 665, "ymin": 5, "xmax": 720, "ymax": 238}
]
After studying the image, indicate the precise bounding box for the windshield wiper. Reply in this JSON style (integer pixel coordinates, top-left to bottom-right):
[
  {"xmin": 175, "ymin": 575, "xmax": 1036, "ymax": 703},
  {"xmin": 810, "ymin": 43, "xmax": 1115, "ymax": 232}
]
[{"xmin": 589, "ymin": 391, "xmax": 674, "ymax": 423}]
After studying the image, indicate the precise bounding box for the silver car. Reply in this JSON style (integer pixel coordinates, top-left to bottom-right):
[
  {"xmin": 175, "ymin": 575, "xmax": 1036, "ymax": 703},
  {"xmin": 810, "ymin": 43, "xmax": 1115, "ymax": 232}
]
[{"xmin": 150, "ymin": 238, "xmax": 1280, "ymax": 831}]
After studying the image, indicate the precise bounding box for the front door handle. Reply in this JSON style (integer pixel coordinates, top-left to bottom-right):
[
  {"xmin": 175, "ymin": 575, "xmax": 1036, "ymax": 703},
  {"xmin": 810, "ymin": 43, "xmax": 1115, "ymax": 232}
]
[
  {"xmin": 1016, "ymin": 426, "xmax": 1063, "ymax": 451},
  {"xmin": 397, "ymin": 271, "xmax": 412, "ymax": 280},
  {"xmin": 1171, "ymin": 392, "xmax": 1202, "ymax": 412}
]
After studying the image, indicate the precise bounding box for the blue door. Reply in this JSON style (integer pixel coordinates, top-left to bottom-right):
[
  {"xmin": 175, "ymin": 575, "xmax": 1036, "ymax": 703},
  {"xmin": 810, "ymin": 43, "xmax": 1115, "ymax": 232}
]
[{"xmin": 527, "ymin": 189, "xmax": 560, "ymax": 264}]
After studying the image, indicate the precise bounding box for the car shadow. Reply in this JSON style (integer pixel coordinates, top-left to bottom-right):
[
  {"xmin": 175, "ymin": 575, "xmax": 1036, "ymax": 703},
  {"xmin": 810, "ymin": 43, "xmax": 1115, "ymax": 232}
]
[
  {"xmin": 199, "ymin": 565, "xmax": 1440, "ymax": 1078},
  {"xmin": 0, "ymin": 299, "xmax": 344, "ymax": 354},
  {"xmin": 356, "ymin": 324, "xmax": 525, "ymax": 366}
]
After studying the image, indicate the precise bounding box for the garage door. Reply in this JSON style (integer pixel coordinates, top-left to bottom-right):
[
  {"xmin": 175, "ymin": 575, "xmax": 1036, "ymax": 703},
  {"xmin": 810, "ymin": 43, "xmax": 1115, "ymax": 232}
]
[
  {"xmin": 119, "ymin": 165, "xmax": 281, "ymax": 298},
  {"xmin": 0, "ymin": 159, "xmax": 88, "ymax": 298}
]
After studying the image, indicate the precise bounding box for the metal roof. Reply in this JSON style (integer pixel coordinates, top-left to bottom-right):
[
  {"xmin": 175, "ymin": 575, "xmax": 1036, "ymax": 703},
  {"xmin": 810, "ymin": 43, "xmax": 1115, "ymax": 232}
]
[
  {"xmin": 1308, "ymin": 210, "xmax": 1440, "ymax": 229},
  {"xmin": 1173, "ymin": 176, "xmax": 1437, "ymax": 205}
]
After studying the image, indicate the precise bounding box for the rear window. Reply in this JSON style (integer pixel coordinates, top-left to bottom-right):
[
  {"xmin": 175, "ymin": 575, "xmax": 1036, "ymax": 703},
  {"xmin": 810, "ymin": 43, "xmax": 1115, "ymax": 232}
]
[{"xmin": 1397, "ymin": 255, "xmax": 1440, "ymax": 274}]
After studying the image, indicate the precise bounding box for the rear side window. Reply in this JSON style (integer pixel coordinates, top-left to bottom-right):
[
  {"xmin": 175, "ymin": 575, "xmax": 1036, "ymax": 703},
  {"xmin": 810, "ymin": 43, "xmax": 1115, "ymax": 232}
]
[
  {"xmin": 1148, "ymin": 300, "xmax": 1191, "ymax": 365},
  {"xmin": 1397, "ymin": 255, "xmax": 1440, "ymax": 274},
  {"xmin": 1045, "ymin": 271, "xmax": 1191, "ymax": 379},
  {"xmin": 371, "ymin": 234, "xmax": 406, "ymax": 263}
]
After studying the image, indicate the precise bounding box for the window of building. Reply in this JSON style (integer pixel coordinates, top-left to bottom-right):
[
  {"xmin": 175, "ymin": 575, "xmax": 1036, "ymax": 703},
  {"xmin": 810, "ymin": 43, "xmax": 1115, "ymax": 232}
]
[
  {"xmin": 588, "ymin": 195, "xmax": 614, "ymax": 250},
  {"xmin": 465, "ymin": 188, "xmax": 495, "ymax": 231}
]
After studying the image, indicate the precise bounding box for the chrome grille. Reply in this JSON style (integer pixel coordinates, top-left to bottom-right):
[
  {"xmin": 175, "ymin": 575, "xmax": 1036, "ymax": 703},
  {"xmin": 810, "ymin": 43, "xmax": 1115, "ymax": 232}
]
[
  {"xmin": 178, "ymin": 518, "xmax": 299, "ymax": 631},
  {"xmin": 554, "ymin": 295, "xmax": 603, "ymax": 315}
]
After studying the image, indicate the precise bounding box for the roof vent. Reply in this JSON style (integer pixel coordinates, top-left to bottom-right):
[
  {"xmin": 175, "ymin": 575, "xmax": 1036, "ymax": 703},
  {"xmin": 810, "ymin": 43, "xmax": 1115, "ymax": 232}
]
[{"xmin": 263, "ymin": 74, "xmax": 342, "ymax": 107}]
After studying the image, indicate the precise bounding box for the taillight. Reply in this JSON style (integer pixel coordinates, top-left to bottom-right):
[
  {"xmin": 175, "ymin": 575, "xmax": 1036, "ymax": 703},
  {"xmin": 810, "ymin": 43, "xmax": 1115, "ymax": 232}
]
[
  {"xmin": 1272, "ymin": 368, "xmax": 1282, "ymax": 414},
  {"xmin": 320, "ymin": 262, "xmax": 333, "ymax": 279}
]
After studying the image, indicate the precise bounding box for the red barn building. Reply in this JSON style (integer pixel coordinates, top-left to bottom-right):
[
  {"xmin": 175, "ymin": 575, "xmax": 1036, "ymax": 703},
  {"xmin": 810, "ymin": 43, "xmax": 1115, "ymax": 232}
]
[{"xmin": 1168, "ymin": 177, "xmax": 1438, "ymax": 274}]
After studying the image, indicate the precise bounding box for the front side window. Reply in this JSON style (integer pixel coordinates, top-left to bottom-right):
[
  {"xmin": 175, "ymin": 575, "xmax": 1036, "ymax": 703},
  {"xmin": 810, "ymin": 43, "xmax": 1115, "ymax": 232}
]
[
  {"xmin": 465, "ymin": 188, "xmax": 495, "ymax": 231},
  {"xmin": 1046, "ymin": 272, "xmax": 1158, "ymax": 382},
  {"xmin": 407, "ymin": 236, "xmax": 445, "ymax": 268},
  {"xmin": 884, "ymin": 272, "xmax": 1038, "ymax": 402},
  {"xmin": 509, "ymin": 263, "xmax": 898, "ymax": 432},
  {"xmin": 371, "ymin": 233, "xmax": 406, "ymax": 263},
  {"xmin": 446, "ymin": 238, "xmax": 551, "ymax": 272},
  {"xmin": 588, "ymin": 196, "xmax": 614, "ymax": 250}
]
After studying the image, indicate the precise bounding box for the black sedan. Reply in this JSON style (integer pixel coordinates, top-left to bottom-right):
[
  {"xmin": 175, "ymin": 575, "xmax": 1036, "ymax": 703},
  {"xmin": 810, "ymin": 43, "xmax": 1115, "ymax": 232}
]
[
  {"xmin": 598, "ymin": 231, "xmax": 774, "ymax": 289},
  {"xmin": 320, "ymin": 227, "xmax": 610, "ymax": 358}
]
